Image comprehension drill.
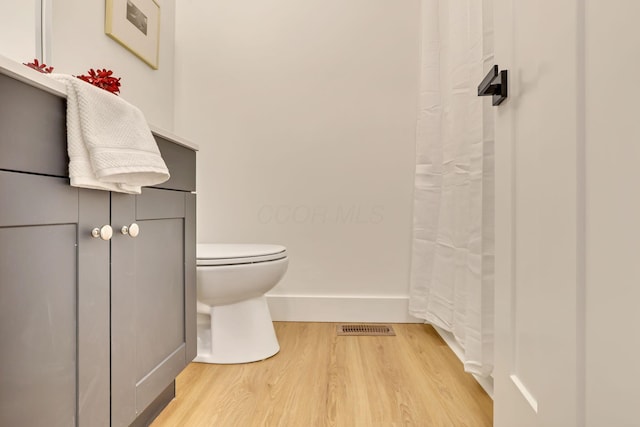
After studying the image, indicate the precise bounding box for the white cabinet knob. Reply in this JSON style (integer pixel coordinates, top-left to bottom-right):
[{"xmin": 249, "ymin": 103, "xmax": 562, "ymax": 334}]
[
  {"xmin": 91, "ymin": 225, "xmax": 113, "ymax": 241},
  {"xmin": 121, "ymin": 223, "xmax": 140, "ymax": 238}
]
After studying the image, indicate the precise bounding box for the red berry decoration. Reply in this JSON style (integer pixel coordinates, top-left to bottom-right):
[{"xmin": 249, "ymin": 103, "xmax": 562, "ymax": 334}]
[
  {"xmin": 76, "ymin": 68, "xmax": 121, "ymax": 95},
  {"xmin": 23, "ymin": 58, "xmax": 54, "ymax": 74}
]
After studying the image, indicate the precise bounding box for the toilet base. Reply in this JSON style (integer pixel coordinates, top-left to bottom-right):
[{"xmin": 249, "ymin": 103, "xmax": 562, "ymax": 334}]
[{"xmin": 194, "ymin": 295, "xmax": 280, "ymax": 364}]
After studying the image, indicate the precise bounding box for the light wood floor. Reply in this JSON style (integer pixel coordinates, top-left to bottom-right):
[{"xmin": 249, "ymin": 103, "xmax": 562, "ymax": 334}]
[{"xmin": 151, "ymin": 322, "xmax": 492, "ymax": 427}]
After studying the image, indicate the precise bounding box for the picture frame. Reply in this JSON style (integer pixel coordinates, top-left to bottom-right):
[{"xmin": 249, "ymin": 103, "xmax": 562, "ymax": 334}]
[{"xmin": 105, "ymin": 0, "xmax": 160, "ymax": 69}]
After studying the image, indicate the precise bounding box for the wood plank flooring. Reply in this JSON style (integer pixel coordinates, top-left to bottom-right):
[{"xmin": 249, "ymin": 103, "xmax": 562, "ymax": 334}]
[{"xmin": 151, "ymin": 322, "xmax": 493, "ymax": 427}]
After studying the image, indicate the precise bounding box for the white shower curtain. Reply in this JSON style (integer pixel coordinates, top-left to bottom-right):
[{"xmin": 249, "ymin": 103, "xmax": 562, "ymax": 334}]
[{"xmin": 409, "ymin": 0, "xmax": 494, "ymax": 377}]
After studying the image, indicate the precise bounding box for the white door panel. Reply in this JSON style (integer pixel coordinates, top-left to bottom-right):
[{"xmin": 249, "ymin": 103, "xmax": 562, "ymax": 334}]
[
  {"xmin": 495, "ymin": 0, "xmax": 640, "ymax": 425},
  {"xmin": 584, "ymin": 2, "xmax": 640, "ymax": 426},
  {"xmin": 493, "ymin": 0, "xmax": 580, "ymax": 425}
]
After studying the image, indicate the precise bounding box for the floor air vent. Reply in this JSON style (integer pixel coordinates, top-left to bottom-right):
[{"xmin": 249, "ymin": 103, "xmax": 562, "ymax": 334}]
[{"xmin": 336, "ymin": 324, "xmax": 396, "ymax": 336}]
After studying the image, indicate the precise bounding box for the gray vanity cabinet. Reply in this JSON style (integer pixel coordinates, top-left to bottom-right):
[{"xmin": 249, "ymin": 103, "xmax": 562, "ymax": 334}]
[
  {"xmin": 0, "ymin": 72, "xmax": 196, "ymax": 427},
  {"xmin": 0, "ymin": 172, "xmax": 111, "ymax": 427},
  {"xmin": 110, "ymin": 188, "xmax": 196, "ymax": 427},
  {"xmin": 0, "ymin": 179, "xmax": 195, "ymax": 427}
]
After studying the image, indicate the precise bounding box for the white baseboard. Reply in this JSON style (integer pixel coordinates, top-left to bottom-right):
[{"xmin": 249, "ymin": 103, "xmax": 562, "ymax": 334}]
[
  {"xmin": 265, "ymin": 294, "xmax": 423, "ymax": 323},
  {"xmin": 432, "ymin": 325, "xmax": 494, "ymax": 398}
]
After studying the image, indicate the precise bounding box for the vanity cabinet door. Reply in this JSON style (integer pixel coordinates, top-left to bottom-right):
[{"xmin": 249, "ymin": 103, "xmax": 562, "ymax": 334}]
[
  {"xmin": 0, "ymin": 171, "xmax": 110, "ymax": 427},
  {"xmin": 110, "ymin": 188, "xmax": 196, "ymax": 427}
]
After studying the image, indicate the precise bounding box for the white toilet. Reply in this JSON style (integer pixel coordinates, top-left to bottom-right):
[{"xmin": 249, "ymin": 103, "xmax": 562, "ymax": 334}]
[{"xmin": 195, "ymin": 243, "xmax": 288, "ymax": 364}]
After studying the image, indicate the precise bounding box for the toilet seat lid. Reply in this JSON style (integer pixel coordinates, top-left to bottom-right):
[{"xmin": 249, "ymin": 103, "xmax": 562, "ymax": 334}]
[{"xmin": 197, "ymin": 243, "xmax": 287, "ymax": 266}]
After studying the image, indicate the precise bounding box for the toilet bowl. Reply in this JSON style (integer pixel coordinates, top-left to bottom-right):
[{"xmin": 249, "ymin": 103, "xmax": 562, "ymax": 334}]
[{"xmin": 195, "ymin": 243, "xmax": 288, "ymax": 364}]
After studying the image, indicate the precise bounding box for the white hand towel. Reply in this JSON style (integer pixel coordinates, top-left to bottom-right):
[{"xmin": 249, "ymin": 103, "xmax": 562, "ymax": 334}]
[{"xmin": 50, "ymin": 74, "xmax": 170, "ymax": 194}]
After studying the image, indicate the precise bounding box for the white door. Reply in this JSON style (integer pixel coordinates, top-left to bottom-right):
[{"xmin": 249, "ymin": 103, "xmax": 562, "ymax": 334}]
[
  {"xmin": 493, "ymin": 1, "xmax": 640, "ymax": 426},
  {"xmin": 581, "ymin": 3, "xmax": 640, "ymax": 425}
]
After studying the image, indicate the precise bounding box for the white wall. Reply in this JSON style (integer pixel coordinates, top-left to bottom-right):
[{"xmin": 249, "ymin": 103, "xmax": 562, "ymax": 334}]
[
  {"xmin": 175, "ymin": 0, "xmax": 421, "ymax": 321},
  {"xmin": 0, "ymin": 2, "xmax": 37, "ymax": 63},
  {"xmin": 50, "ymin": 0, "xmax": 175, "ymax": 128}
]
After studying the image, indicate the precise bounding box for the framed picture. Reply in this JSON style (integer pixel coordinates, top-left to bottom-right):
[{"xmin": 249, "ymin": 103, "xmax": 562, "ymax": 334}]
[{"xmin": 105, "ymin": 0, "xmax": 160, "ymax": 69}]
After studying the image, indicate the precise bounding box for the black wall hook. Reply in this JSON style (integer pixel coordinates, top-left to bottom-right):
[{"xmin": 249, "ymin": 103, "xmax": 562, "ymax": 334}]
[{"xmin": 478, "ymin": 65, "xmax": 508, "ymax": 106}]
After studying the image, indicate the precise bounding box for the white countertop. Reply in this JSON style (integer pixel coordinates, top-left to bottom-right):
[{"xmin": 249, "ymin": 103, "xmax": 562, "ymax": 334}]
[{"xmin": 0, "ymin": 54, "xmax": 199, "ymax": 151}]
